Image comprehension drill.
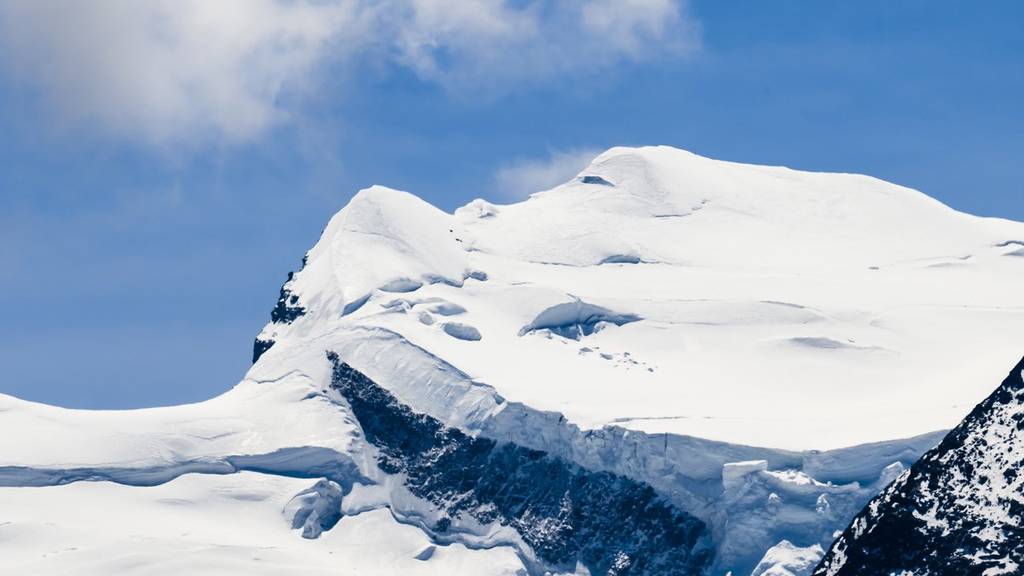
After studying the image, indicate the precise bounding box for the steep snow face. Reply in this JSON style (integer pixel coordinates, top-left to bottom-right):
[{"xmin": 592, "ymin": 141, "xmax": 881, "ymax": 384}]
[
  {"xmin": 814, "ymin": 357, "xmax": 1024, "ymax": 576},
  {"xmin": 257, "ymin": 145, "xmax": 1024, "ymax": 450}
]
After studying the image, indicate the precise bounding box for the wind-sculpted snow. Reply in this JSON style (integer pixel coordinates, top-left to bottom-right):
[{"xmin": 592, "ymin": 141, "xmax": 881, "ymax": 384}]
[
  {"xmin": 518, "ymin": 300, "xmax": 641, "ymax": 340},
  {"xmin": 0, "ymin": 369, "xmax": 361, "ymax": 481},
  {"xmin": 0, "ymin": 446, "xmax": 361, "ymax": 489},
  {"xmin": 814, "ymin": 356, "xmax": 1024, "ymax": 576},
  {"xmin": 441, "ymin": 322, "xmax": 482, "ymax": 341},
  {"xmin": 328, "ymin": 354, "xmax": 713, "ymax": 575}
]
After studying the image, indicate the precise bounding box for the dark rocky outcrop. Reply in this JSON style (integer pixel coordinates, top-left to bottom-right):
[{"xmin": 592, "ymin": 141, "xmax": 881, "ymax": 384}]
[
  {"xmin": 252, "ymin": 271, "xmax": 307, "ymax": 363},
  {"xmin": 328, "ymin": 354, "xmax": 713, "ymax": 576},
  {"xmin": 269, "ymin": 271, "xmax": 306, "ymax": 325},
  {"xmin": 252, "ymin": 338, "xmax": 275, "ymax": 364},
  {"xmin": 814, "ymin": 356, "xmax": 1024, "ymax": 576}
]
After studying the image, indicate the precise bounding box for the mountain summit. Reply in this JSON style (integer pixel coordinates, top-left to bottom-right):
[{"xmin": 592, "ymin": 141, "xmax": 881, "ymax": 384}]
[{"xmin": 256, "ymin": 145, "xmax": 1024, "ymax": 450}]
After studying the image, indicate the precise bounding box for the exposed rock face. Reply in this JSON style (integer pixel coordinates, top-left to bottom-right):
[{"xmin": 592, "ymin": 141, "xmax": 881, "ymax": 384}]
[
  {"xmin": 814, "ymin": 356, "xmax": 1024, "ymax": 576},
  {"xmin": 328, "ymin": 354, "xmax": 713, "ymax": 576},
  {"xmin": 271, "ymin": 272, "xmax": 307, "ymax": 324},
  {"xmin": 252, "ymin": 271, "xmax": 306, "ymax": 363}
]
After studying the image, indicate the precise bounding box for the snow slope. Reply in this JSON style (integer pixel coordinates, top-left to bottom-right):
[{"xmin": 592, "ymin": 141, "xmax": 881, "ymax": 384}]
[
  {"xmin": 0, "ymin": 472, "xmax": 526, "ymax": 575},
  {"xmin": 0, "ymin": 370, "xmax": 356, "ymax": 475},
  {"xmin": 3, "ymin": 146, "xmax": 1023, "ymax": 575},
  {"xmin": 260, "ymin": 145, "xmax": 1024, "ymax": 450}
]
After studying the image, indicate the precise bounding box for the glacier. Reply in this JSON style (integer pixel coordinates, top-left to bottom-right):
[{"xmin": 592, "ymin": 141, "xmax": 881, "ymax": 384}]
[{"xmin": 2, "ymin": 146, "xmax": 1023, "ymax": 575}]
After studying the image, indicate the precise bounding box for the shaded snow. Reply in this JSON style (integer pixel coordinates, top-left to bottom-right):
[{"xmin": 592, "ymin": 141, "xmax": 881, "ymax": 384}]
[
  {"xmin": 518, "ymin": 299, "xmax": 641, "ymax": 340},
  {"xmin": 441, "ymin": 322, "xmax": 482, "ymax": 341}
]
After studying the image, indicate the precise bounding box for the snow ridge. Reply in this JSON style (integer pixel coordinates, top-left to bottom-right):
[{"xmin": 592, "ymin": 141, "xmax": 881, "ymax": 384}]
[{"xmin": 0, "ymin": 446, "xmax": 359, "ymax": 488}]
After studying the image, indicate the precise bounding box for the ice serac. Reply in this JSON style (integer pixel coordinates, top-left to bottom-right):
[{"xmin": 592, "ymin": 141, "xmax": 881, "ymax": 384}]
[
  {"xmin": 283, "ymin": 479, "xmax": 344, "ymax": 539},
  {"xmin": 752, "ymin": 540, "xmax": 823, "ymax": 576},
  {"xmin": 814, "ymin": 356, "xmax": 1024, "ymax": 576}
]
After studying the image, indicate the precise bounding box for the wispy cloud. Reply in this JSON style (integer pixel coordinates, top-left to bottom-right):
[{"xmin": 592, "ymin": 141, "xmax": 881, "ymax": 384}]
[
  {"xmin": 387, "ymin": 0, "xmax": 699, "ymax": 91},
  {"xmin": 0, "ymin": 1, "xmax": 699, "ymax": 147},
  {"xmin": 494, "ymin": 147, "xmax": 603, "ymax": 199},
  {"xmin": 0, "ymin": 1, "xmax": 352, "ymax": 146}
]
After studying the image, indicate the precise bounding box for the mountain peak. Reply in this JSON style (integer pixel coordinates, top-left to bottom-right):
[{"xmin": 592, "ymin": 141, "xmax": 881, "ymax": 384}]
[{"xmin": 253, "ymin": 145, "xmax": 1024, "ymax": 451}]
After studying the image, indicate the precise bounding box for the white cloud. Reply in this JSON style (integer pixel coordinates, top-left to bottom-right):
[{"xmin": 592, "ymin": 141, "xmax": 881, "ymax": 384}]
[
  {"xmin": 387, "ymin": 0, "xmax": 699, "ymax": 91},
  {"xmin": 495, "ymin": 147, "xmax": 603, "ymax": 199},
  {"xmin": 0, "ymin": 1, "xmax": 355, "ymax": 145},
  {"xmin": 582, "ymin": 0, "xmax": 695, "ymax": 56},
  {"xmin": 0, "ymin": 1, "xmax": 699, "ymax": 146}
]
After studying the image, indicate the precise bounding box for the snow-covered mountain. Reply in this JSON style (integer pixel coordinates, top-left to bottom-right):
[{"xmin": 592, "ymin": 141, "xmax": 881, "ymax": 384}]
[
  {"xmin": 2, "ymin": 146, "xmax": 1022, "ymax": 575},
  {"xmin": 258, "ymin": 145, "xmax": 1024, "ymax": 450},
  {"xmin": 813, "ymin": 356, "xmax": 1024, "ymax": 576}
]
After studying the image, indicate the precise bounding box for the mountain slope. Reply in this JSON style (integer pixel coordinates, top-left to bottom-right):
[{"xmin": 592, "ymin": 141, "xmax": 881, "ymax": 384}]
[
  {"xmin": 257, "ymin": 145, "xmax": 1024, "ymax": 450},
  {"xmin": 3, "ymin": 146, "xmax": 1023, "ymax": 575},
  {"xmin": 814, "ymin": 356, "xmax": 1024, "ymax": 576},
  {"xmin": 0, "ymin": 472, "xmax": 526, "ymax": 576}
]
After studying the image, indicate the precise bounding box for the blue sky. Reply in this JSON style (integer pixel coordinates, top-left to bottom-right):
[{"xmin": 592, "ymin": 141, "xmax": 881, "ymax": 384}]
[{"xmin": 1, "ymin": 1, "xmax": 1021, "ymax": 408}]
